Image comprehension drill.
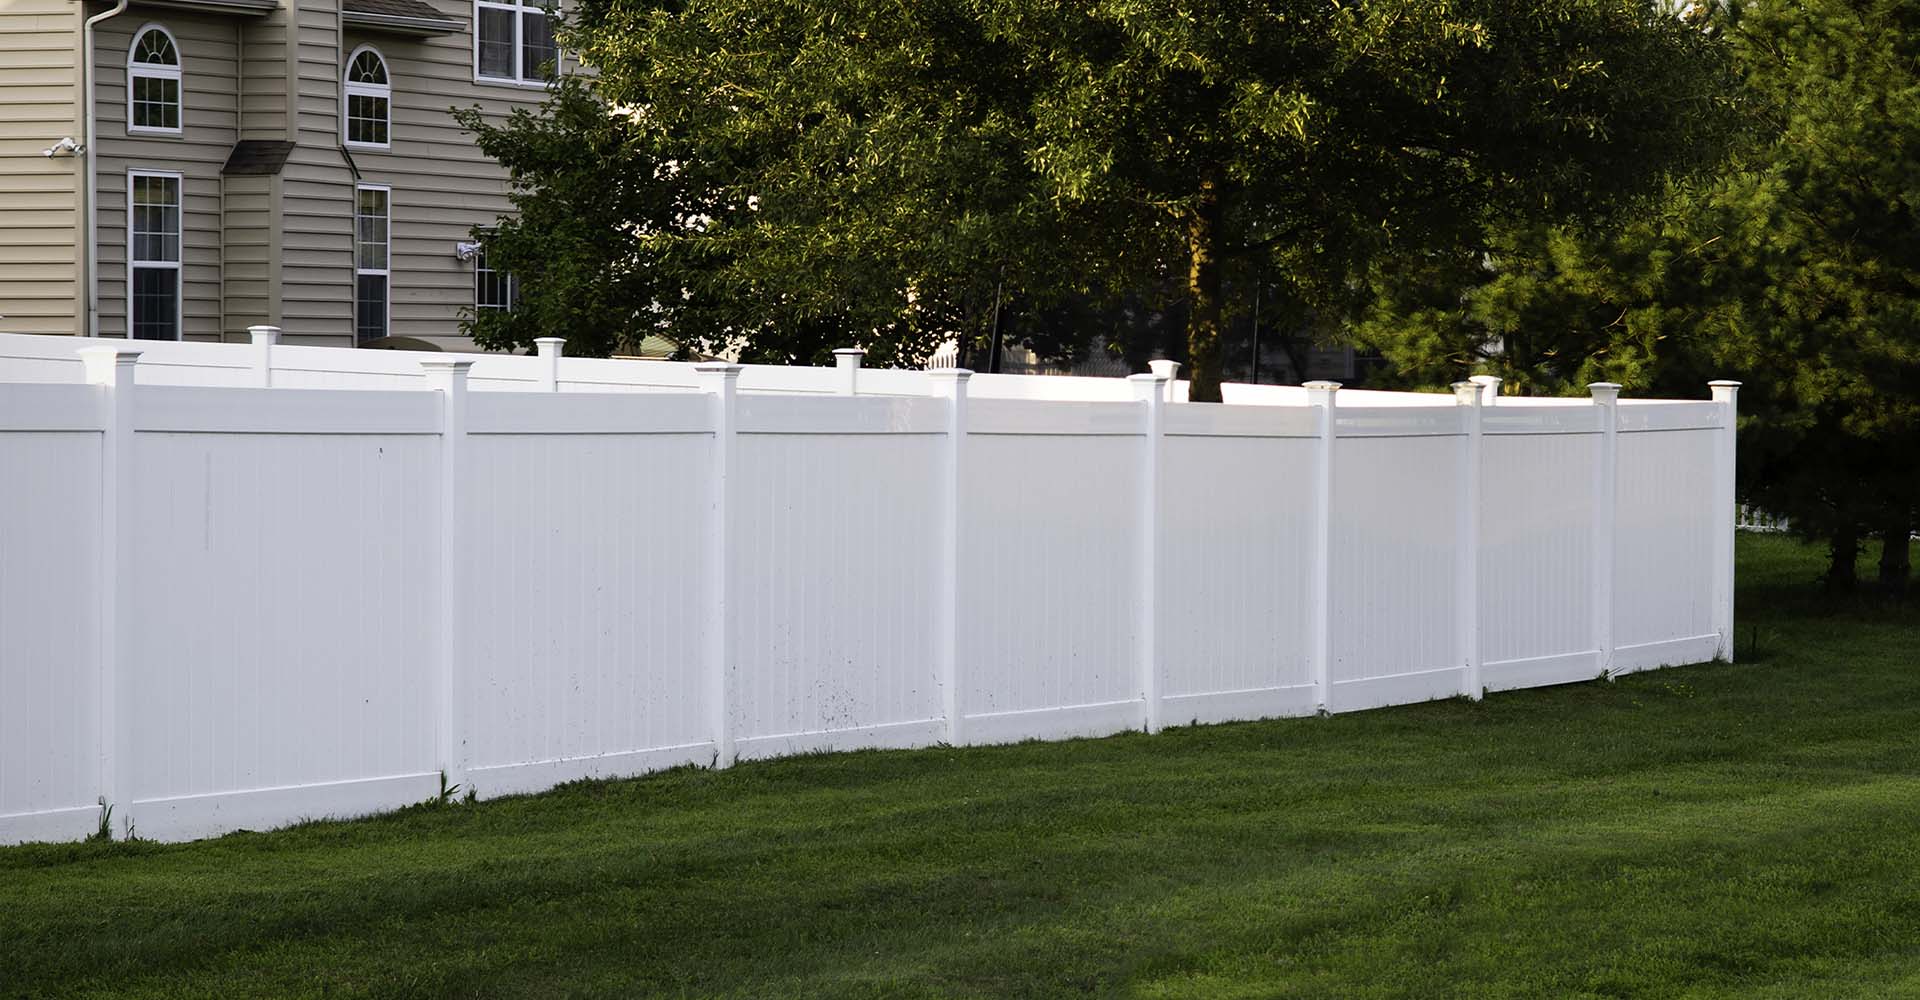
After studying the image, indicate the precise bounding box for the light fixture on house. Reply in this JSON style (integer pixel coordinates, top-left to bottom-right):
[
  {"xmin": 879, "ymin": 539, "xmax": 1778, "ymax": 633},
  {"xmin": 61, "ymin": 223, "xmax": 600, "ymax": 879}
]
[
  {"xmin": 454, "ymin": 241, "xmax": 481, "ymax": 261},
  {"xmin": 43, "ymin": 137, "xmax": 83, "ymax": 158}
]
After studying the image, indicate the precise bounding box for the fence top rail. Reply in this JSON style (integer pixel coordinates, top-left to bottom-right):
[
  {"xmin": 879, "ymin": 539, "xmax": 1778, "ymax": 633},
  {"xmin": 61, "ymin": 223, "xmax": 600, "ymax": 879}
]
[
  {"xmin": 467, "ymin": 389, "xmax": 713, "ymax": 435},
  {"xmin": 0, "ymin": 382, "xmax": 107, "ymax": 432},
  {"xmin": 133, "ymin": 384, "xmax": 443, "ymax": 435},
  {"xmin": 1, "ymin": 333, "xmax": 1737, "ymax": 412}
]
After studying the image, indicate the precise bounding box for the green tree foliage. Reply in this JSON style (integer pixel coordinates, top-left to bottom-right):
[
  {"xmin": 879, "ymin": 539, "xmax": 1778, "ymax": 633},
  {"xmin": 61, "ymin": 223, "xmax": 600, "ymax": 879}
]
[
  {"xmin": 1355, "ymin": 0, "xmax": 1920, "ymax": 593},
  {"xmin": 462, "ymin": 0, "xmax": 1738, "ymax": 392}
]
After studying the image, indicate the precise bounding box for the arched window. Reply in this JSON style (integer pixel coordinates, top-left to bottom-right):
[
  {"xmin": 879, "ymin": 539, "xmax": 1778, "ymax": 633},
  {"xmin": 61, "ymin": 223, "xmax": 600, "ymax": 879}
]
[
  {"xmin": 127, "ymin": 25, "xmax": 182, "ymax": 135},
  {"xmin": 343, "ymin": 46, "xmax": 391, "ymax": 149}
]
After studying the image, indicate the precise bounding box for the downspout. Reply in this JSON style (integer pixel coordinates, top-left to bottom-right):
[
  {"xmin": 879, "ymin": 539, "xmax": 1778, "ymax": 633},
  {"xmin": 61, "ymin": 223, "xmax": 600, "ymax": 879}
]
[{"xmin": 82, "ymin": 0, "xmax": 131, "ymax": 338}]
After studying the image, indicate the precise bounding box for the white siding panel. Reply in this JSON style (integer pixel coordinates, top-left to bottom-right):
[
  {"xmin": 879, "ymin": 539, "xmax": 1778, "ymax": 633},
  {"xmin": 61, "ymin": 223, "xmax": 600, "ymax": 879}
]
[
  {"xmin": 0, "ymin": 430, "xmax": 101, "ymax": 838},
  {"xmin": 1328, "ymin": 437, "xmax": 1461, "ymax": 687},
  {"xmin": 1480, "ymin": 433, "xmax": 1599, "ymax": 667},
  {"xmin": 731, "ymin": 431, "xmax": 943, "ymax": 749},
  {"xmin": 1160, "ymin": 434, "xmax": 1315, "ymax": 710},
  {"xmin": 459, "ymin": 432, "xmax": 713, "ymax": 780},
  {"xmin": 959, "ymin": 431, "xmax": 1139, "ymax": 731},
  {"xmin": 126, "ymin": 429, "xmax": 439, "ymax": 806},
  {"xmin": 1616, "ymin": 429, "xmax": 1717, "ymax": 650}
]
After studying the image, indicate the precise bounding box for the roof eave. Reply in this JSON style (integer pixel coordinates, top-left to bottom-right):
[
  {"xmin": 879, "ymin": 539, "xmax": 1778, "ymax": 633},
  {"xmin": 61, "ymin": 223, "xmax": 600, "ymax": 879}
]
[
  {"xmin": 340, "ymin": 10, "xmax": 464, "ymax": 35},
  {"xmin": 135, "ymin": 0, "xmax": 279, "ymax": 15}
]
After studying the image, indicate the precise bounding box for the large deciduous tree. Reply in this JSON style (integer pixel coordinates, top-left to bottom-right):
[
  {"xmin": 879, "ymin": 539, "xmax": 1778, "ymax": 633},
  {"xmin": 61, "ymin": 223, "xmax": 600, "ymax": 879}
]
[
  {"xmin": 464, "ymin": 0, "xmax": 1739, "ymax": 393},
  {"xmin": 1354, "ymin": 0, "xmax": 1920, "ymax": 594}
]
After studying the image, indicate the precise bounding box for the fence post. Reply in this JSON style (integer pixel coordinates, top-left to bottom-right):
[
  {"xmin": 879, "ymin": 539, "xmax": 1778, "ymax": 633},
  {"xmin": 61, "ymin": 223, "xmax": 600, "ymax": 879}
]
[
  {"xmin": 1148, "ymin": 359, "xmax": 1181, "ymax": 403},
  {"xmin": 929, "ymin": 368, "xmax": 971, "ymax": 744},
  {"xmin": 421, "ymin": 359, "xmax": 473, "ymax": 795},
  {"xmin": 534, "ymin": 337, "xmax": 565, "ymax": 392},
  {"xmin": 1452, "ymin": 381, "xmax": 1484, "ymax": 700},
  {"xmin": 1589, "ymin": 382, "xmax": 1621, "ymax": 679},
  {"xmin": 1305, "ymin": 380, "xmax": 1341, "ymax": 714},
  {"xmin": 248, "ymin": 325, "xmax": 279, "ymax": 387},
  {"xmin": 695, "ymin": 363, "xmax": 741, "ymax": 767},
  {"xmin": 1709, "ymin": 380, "xmax": 1741, "ymax": 662},
  {"xmin": 1469, "ymin": 374, "xmax": 1501, "ymax": 407},
  {"xmin": 79, "ymin": 346, "xmax": 140, "ymax": 838},
  {"xmin": 1128, "ymin": 372, "xmax": 1168, "ymax": 733},
  {"xmin": 834, "ymin": 348, "xmax": 864, "ymax": 396}
]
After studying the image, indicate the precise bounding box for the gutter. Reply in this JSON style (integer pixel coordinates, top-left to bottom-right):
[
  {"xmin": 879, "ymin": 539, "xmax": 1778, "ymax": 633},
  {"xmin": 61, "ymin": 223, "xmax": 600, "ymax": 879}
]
[{"xmin": 81, "ymin": 0, "xmax": 130, "ymax": 338}]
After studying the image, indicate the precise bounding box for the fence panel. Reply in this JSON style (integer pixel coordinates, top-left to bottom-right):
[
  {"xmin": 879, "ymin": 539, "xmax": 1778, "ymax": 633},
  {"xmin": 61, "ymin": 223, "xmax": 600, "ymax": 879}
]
[
  {"xmin": 958, "ymin": 400, "xmax": 1143, "ymax": 742},
  {"xmin": 123, "ymin": 386, "xmax": 442, "ymax": 841},
  {"xmin": 1328, "ymin": 422, "xmax": 1466, "ymax": 711},
  {"xmin": 0, "ymin": 388, "xmax": 104, "ymax": 842},
  {"xmin": 458, "ymin": 392, "xmax": 716, "ymax": 794},
  {"xmin": 1479, "ymin": 416, "xmax": 1604, "ymax": 690},
  {"xmin": 1615, "ymin": 425, "xmax": 1720, "ymax": 672},
  {"xmin": 1159, "ymin": 406, "xmax": 1319, "ymax": 725},
  {"xmin": 730, "ymin": 395, "xmax": 947, "ymax": 757}
]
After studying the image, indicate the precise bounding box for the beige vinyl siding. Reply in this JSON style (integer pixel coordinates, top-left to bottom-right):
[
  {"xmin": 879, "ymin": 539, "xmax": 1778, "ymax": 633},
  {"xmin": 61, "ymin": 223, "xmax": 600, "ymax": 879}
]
[
  {"xmin": 221, "ymin": 173, "xmax": 274, "ymax": 331},
  {"xmin": 93, "ymin": 11, "xmax": 240, "ymax": 340},
  {"xmin": 269, "ymin": 0, "xmax": 358, "ymax": 344},
  {"xmin": 276, "ymin": 151, "xmax": 355, "ymax": 342},
  {"xmin": 0, "ymin": 0, "xmax": 81, "ymax": 335},
  {"xmin": 238, "ymin": 9, "xmax": 290, "ymax": 140},
  {"xmin": 338, "ymin": 3, "xmax": 560, "ymax": 348}
]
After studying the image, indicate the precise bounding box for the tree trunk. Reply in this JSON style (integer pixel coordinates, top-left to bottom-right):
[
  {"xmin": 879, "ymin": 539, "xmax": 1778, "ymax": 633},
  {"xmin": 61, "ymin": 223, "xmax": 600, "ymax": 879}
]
[
  {"xmin": 1826, "ymin": 520, "xmax": 1860, "ymax": 595},
  {"xmin": 1879, "ymin": 510, "xmax": 1912, "ymax": 598},
  {"xmin": 1184, "ymin": 176, "xmax": 1225, "ymax": 403}
]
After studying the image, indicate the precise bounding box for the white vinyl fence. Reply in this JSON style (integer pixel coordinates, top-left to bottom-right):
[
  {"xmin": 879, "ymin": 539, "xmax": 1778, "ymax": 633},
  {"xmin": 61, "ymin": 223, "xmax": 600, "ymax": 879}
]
[{"xmin": 0, "ymin": 331, "xmax": 1739, "ymax": 844}]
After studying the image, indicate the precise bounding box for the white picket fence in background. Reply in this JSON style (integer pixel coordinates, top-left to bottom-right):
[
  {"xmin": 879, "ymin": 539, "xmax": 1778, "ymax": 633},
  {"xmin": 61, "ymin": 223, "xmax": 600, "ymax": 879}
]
[
  {"xmin": 0, "ymin": 330, "xmax": 1740, "ymax": 844},
  {"xmin": 1737, "ymin": 504, "xmax": 1790, "ymax": 533}
]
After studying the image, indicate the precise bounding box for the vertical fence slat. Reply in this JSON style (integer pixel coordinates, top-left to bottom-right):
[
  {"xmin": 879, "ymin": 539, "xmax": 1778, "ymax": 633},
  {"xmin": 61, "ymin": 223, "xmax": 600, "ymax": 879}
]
[
  {"xmin": 78, "ymin": 346, "xmax": 140, "ymax": 838},
  {"xmin": 696, "ymin": 363, "xmax": 741, "ymax": 766},
  {"xmin": 1710, "ymin": 380, "xmax": 1741, "ymax": 662},
  {"xmin": 422, "ymin": 360, "xmax": 472, "ymax": 794},
  {"xmin": 1452, "ymin": 381, "xmax": 1484, "ymax": 700},
  {"xmin": 1129, "ymin": 372, "xmax": 1167, "ymax": 733},
  {"xmin": 930, "ymin": 369, "xmax": 971, "ymax": 744},
  {"xmin": 1305, "ymin": 380, "xmax": 1340, "ymax": 713},
  {"xmin": 1589, "ymin": 382, "xmax": 1620, "ymax": 679}
]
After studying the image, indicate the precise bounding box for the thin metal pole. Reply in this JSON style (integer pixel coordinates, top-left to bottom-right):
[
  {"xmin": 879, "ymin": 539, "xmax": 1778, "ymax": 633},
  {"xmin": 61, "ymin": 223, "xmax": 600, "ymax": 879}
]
[
  {"xmin": 1250, "ymin": 283, "xmax": 1261, "ymax": 384},
  {"xmin": 986, "ymin": 279, "xmax": 1004, "ymax": 375}
]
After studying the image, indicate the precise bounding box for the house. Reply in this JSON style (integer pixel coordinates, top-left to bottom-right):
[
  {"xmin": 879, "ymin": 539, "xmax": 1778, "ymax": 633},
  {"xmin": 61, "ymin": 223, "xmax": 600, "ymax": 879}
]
[{"xmin": 0, "ymin": 0, "xmax": 566, "ymax": 349}]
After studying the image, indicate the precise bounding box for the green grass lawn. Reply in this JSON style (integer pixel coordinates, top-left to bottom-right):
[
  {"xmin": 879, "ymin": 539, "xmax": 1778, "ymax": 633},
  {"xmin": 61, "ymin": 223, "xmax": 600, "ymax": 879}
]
[{"xmin": 5, "ymin": 534, "xmax": 1919, "ymax": 999}]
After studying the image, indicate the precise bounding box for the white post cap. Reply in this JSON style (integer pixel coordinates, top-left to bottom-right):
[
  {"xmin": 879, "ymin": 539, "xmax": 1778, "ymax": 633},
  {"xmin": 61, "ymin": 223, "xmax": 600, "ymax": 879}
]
[
  {"xmin": 1127, "ymin": 371, "xmax": 1169, "ymax": 402},
  {"xmin": 1587, "ymin": 381, "xmax": 1622, "ymax": 404},
  {"xmin": 78, "ymin": 345, "xmax": 143, "ymax": 383},
  {"xmin": 248, "ymin": 325, "xmax": 281, "ymax": 345}
]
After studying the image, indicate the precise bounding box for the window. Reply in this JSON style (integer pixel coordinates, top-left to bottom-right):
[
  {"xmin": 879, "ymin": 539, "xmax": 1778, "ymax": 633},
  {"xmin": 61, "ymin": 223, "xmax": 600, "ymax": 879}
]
[
  {"xmin": 128, "ymin": 172, "xmax": 182, "ymax": 340},
  {"xmin": 474, "ymin": 240, "xmax": 517, "ymax": 314},
  {"xmin": 128, "ymin": 25, "xmax": 182, "ymax": 134},
  {"xmin": 343, "ymin": 46, "xmax": 390, "ymax": 149},
  {"xmin": 354, "ymin": 185, "xmax": 390, "ymax": 342},
  {"xmin": 475, "ymin": 0, "xmax": 558, "ymax": 85}
]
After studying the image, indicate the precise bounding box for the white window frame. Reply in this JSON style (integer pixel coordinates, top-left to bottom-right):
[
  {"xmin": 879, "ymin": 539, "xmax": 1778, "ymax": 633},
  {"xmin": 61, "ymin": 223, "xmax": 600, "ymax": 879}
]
[
  {"xmin": 472, "ymin": 0, "xmax": 558, "ymax": 88},
  {"xmin": 473, "ymin": 237, "xmax": 517, "ymax": 314},
  {"xmin": 126, "ymin": 169, "xmax": 184, "ymax": 341},
  {"xmin": 341, "ymin": 45, "xmax": 392, "ymax": 151},
  {"xmin": 126, "ymin": 24, "xmax": 183, "ymax": 137},
  {"xmin": 354, "ymin": 184, "xmax": 392, "ymax": 343}
]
